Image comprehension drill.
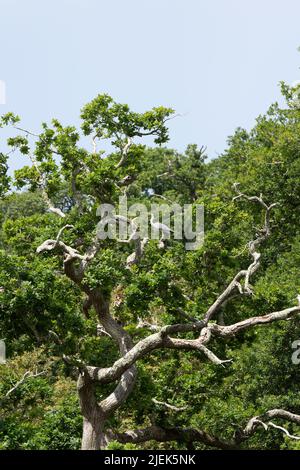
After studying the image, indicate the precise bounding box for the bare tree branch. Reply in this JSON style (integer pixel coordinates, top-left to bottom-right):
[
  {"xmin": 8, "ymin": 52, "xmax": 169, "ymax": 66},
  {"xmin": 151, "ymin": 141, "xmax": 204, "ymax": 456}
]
[
  {"xmin": 264, "ymin": 409, "xmax": 300, "ymax": 424},
  {"xmin": 240, "ymin": 409, "xmax": 300, "ymax": 443},
  {"xmin": 152, "ymin": 398, "xmax": 188, "ymax": 411},
  {"xmin": 208, "ymin": 305, "xmax": 300, "ymax": 338},
  {"xmin": 107, "ymin": 408, "xmax": 300, "ymax": 449},
  {"xmin": 85, "ymin": 302, "xmax": 300, "ymax": 386},
  {"xmin": 204, "ymin": 186, "xmax": 278, "ymax": 322},
  {"xmin": 5, "ymin": 370, "xmax": 45, "ymax": 397},
  {"xmin": 267, "ymin": 422, "xmax": 300, "ymax": 440},
  {"xmin": 105, "ymin": 425, "xmax": 238, "ymax": 450},
  {"xmin": 115, "ymin": 137, "xmax": 133, "ymax": 169}
]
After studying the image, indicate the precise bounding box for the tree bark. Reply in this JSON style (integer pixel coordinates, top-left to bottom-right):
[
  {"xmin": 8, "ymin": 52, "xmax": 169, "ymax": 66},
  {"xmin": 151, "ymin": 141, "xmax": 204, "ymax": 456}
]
[
  {"xmin": 81, "ymin": 415, "xmax": 104, "ymax": 450},
  {"xmin": 78, "ymin": 370, "xmax": 106, "ymax": 450}
]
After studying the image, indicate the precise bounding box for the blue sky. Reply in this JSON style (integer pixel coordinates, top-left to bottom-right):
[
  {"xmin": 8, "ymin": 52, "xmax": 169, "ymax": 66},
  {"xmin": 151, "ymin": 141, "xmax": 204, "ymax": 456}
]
[{"xmin": 1, "ymin": 0, "xmax": 300, "ymax": 171}]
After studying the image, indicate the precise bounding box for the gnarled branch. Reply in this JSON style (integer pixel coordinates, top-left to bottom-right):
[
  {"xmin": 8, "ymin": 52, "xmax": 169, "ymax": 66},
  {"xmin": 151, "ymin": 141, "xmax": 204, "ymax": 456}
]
[
  {"xmin": 204, "ymin": 186, "xmax": 278, "ymax": 322},
  {"xmin": 105, "ymin": 425, "xmax": 238, "ymax": 450}
]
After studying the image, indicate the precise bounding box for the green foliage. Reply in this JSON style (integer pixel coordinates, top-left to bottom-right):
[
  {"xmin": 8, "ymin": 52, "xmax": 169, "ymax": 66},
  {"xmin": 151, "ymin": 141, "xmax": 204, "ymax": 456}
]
[
  {"xmin": 0, "ymin": 349, "xmax": 81, "ymax": 450},
  {"xmin": 1, "ymin": 87, "xmax": 300, "ymax": 450},
  {"xmin": 81, "ymin": 94, "xmax": 174, "ymax": 145},
  {"xmin": 0, "ymin": 152, "xmax": 10, "ymax": 198}
]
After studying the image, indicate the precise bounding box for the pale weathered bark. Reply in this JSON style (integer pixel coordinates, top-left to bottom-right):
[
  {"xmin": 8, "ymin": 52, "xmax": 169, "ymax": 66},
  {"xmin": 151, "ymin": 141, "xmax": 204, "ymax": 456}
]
[
  {"xmin": 78, "ymin": 376, "xmax": 105, "ymax": 450},
  {"xmin": 105, "ymin": 425, "xmax": 239, "ymax": 450},
  {"xmin": 103, "ymin": 408, "xmax": 300, "ymax": 449}
]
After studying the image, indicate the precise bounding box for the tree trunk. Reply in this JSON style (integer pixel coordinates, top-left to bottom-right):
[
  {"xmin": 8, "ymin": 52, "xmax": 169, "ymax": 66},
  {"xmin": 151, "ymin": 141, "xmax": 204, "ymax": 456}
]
[
  {"xmin": 78, "ymin": 290, "xmax": 137, "ymax": 450},
  {"xmin": 78, "ymin": 372, "xmax": 106, "ymax": 450},
  {"xmin": 81, "ymin": 414, "xmax": 105, "ymax": 450}
]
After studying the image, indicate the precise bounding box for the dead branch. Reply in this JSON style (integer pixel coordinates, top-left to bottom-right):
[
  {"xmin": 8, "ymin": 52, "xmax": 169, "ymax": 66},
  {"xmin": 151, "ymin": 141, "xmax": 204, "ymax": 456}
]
[
  {"xmin": 105, "ymin": 425, "xmax": 238, "ymax": 450},
  {"xmin": 115, "ymin": 137, "xmax": 133, "ymax": 169},
  {"xmin": 152, "ymin": 398, "xmax": 188, "ymax": 411},
  {"xmin": 5, "ymin": 370, "xmax": 45, "ymax": 397},
  {"xmin": 204, "ymin": 186, "xmax": 278, "ymax": 322}
]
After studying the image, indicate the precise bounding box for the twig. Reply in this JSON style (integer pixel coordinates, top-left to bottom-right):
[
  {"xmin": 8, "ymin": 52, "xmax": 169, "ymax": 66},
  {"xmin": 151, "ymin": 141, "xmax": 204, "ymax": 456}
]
[
  {"xmin": 152, "ymin": 398, "xmax": 188, "ymax": 411},
  {"xmin": 5, "ymin": 370, "xmax": 45, "ymax": 397}
]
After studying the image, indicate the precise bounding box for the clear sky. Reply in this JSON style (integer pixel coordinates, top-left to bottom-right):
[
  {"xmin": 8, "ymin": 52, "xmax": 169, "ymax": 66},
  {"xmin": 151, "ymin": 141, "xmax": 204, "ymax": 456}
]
[{"xmin": 1, "ymin": 0, "xmax": 300, "ymax": 171}]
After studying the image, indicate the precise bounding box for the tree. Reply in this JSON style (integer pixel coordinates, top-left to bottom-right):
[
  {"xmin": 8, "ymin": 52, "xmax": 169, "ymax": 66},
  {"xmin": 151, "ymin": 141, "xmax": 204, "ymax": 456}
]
[{"xmin": 1, "ymin": 91, "xmax": 300, "ymax": 450}]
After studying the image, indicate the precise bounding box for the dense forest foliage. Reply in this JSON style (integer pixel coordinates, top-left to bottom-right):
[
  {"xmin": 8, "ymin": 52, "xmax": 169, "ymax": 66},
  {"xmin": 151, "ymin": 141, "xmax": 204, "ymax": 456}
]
[{"xmin": 0, "ymin": 83, "xmax": 300, "ymax": 450}]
